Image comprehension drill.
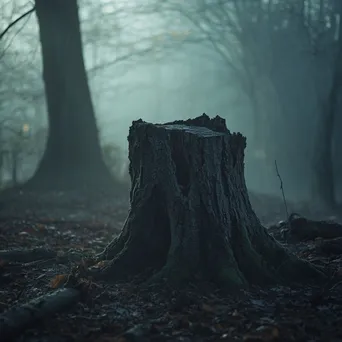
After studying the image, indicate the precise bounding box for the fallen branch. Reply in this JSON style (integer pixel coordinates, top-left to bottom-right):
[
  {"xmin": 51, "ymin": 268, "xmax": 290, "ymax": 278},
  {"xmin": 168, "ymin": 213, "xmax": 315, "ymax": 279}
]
[
  {"xmin": 0, "ymin": 288, "xmax": 80, "ymax": 341},
  {"xmin": 0, "ymin": 247, "xmax": 56, "ymax": 262},
  {"xmin": 317, "ymin": 237, "xmax": 342, "ymax": 255},
  {"xmin": 268, "ymin": 214, "xmax": 342, "ymax": 244},
  {"xmin": 288, "ymin": 214, "xmax": 342, "ymax": 241},
  {"xmin": 0, "ymin": 248, "xmax": 97, "ymax": 275}
]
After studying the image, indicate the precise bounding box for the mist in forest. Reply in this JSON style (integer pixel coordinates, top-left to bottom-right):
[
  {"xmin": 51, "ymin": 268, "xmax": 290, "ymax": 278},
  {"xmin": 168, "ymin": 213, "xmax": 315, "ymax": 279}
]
[{"xmin": 0, "ymin": 0, "xmax": 341, "ymax": 203}]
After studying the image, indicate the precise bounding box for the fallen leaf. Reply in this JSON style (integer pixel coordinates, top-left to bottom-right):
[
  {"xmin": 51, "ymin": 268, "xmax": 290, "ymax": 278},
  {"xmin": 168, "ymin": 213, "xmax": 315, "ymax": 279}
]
[
  {"xmin": 35, "ymin": 223, "xmax": 47, "ymax": 231},
  {"xmin": 243, "ymin": 325, "xmax": 279, "ymax": 342},
  {"xmin": 49, "ymin": 274, "xmax": 68, "ymax": 289},
  {"xmin": 202, "ymin": 303, "xmax": 216, "ymax": 313}
]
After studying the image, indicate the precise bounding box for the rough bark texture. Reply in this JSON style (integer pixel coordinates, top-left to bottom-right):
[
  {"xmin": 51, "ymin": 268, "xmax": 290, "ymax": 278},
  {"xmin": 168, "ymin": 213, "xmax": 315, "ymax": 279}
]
[
  {"xmin": 98, "ymin": 114, "xmax": 324, "ymax": 289},
  {"xmin": 27, "ymin": 0, "xmax": 113, "ymax": 191}
]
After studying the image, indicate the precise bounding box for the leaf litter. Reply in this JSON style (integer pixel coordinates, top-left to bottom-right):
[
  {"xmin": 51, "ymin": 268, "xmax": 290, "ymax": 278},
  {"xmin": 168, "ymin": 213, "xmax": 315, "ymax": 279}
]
[{"xmin": 0, "ymin": 190, "xmax": 342, "ymax": 341}]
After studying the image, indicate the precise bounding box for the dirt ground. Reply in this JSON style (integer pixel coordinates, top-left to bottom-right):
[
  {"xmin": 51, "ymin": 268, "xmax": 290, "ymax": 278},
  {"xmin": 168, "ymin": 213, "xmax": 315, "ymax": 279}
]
[{"xmin": 0, "ymin": 188, "xmax": 342, "ymax": 342}]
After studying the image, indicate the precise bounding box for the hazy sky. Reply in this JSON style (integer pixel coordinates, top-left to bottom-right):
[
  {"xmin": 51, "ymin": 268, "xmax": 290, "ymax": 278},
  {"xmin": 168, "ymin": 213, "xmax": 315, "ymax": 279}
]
[{"xmin": 1, "ymin": 0, "xmax": 341, "ymax": 199}]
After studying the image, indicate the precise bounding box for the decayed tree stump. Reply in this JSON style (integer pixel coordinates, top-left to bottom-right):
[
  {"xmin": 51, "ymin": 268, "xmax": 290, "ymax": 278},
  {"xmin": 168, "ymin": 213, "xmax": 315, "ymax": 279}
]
[{"xmin": 96, "ymin": 114, "xmax": 324, "ymax": 288}]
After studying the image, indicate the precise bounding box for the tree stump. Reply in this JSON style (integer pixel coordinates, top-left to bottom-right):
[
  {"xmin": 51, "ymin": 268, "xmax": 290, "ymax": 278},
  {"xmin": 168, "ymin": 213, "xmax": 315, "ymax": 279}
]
[{"xmin": 97, "ymin": 114, "xmax": 324, "ymax": 288}]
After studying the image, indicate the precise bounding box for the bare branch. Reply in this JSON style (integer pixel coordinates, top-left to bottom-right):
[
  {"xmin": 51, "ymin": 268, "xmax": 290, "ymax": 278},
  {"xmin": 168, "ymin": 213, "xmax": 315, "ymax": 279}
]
[
  {"xmin": 86, "ymin": 33, "xmax": 198, "ymax": 75},
  {"xmin": 0, "ymin": 6, "xmax": 36, "ymax": 41}
]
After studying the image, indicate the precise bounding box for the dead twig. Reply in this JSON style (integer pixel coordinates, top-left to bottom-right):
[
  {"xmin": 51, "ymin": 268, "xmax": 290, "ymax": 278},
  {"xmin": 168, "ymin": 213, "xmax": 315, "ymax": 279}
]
[
  {"xmin": 0, "ymin": 6, "xmax": 36, "ymax": 41},
  {"xmin": 275, "ymin": 160, "xmax": 290, "ymax": 225}
]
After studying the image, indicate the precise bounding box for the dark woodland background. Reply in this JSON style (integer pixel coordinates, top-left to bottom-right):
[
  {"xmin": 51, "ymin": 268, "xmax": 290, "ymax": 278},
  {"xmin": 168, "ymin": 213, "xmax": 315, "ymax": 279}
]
[
  {"xmin": 0, "ymin": 0, "xmax": 341, "ymax": 208},
  {"xmin": 1, "ymin": 1, "xmax": 342, "ymax": 341}
]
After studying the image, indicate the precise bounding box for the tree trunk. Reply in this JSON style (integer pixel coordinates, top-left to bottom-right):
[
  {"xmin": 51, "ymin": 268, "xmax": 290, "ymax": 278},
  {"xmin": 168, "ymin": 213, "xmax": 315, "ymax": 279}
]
[
  {"xmin": 96, "ymin": 114, "xmax": 324, "ymax": 289},
  {"xmin": 311, "ymin": 3, "xmax": 342, "ymax": 208},
  {"xmin": 28, "ymin": 0, "xmax": 113, "ymax": 191},
  {"xmin": 10, "ymin": 150, "xmax": 18, "ymax": 186},
  {"xmin": 312, "ymin": 100, "xmax": 336, "ymax": 209}
]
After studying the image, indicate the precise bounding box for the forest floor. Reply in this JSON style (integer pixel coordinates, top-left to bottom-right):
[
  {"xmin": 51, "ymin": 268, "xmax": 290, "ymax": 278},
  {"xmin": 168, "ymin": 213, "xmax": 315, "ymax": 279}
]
[{"xmin": 0, "ymin": 188, "xmax": 342, "ymax": 342}]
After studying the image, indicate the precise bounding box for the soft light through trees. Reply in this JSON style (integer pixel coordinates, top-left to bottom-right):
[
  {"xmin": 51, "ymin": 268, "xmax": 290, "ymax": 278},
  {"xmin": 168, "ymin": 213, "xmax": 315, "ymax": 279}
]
[{"xmin": 0, "ymin": 0, "xmax": 341, "ymax": 201}]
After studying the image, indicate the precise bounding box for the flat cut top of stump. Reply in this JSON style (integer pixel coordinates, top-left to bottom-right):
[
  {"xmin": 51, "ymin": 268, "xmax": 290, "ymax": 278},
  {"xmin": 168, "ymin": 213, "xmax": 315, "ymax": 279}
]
[{"xmin": 158, "ymin": 124, "xmax": 226, "ymax": 137}]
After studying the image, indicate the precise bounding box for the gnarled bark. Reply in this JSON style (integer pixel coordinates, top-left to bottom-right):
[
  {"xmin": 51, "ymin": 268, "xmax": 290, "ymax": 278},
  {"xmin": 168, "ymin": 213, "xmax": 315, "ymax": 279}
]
[{"xmin": 96, "ymin": 114, "xmax": 325, "ymax": 289}]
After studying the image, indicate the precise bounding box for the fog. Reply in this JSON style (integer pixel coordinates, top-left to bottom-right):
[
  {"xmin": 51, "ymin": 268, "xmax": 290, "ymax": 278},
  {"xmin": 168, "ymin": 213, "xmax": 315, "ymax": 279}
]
[{"xmin": 1, "ymin": 0, "xmax": 341, "ymax": 202}]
